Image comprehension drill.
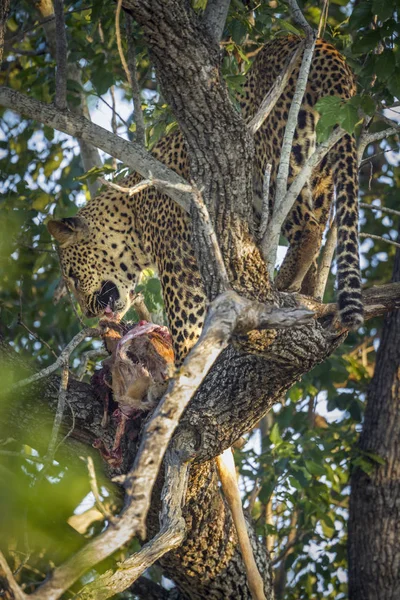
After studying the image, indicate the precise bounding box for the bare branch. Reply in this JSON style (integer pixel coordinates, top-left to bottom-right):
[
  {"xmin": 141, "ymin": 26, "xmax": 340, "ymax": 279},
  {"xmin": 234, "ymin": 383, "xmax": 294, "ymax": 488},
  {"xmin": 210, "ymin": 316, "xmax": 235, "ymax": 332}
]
[
  {"xmin": 126, "ymin": 15, "xmax": 146, "ymax": 146},
  {"xmin": 74, "ymin": 448, "xmax": 189, "ymax": 600},
  {"xmin": 287, "ymin": 0, "xmax": 314, "ymax": 36},
  {"xmin": 76, "ymin": 348, "xmax": 108, "ymax": 380},
  {"xmin": 0, "ymin": 87, "xmax": 191, "ymax": 210},
  {"xmin": 85, "ymin": 456, "xmax": 115, "ymax": 521},
  {"xmin": 259, "ymin": 163, "xmax": 272, "ymax": 242},
  {"xmin": 53, "ymin": 0, "xmax": 67, "ymax": 110},
  {"xmin": 217, "ymin": 448, "xmax": 266, "ymax": 600},
  {"xmin": 298, "ymin": 282, "xmax": 400, "ymax": 323},
  {"xmin": 0, "ymin": 551, "xmax": 27, "ymax": 600},
  {"xmin": 98, "ymin": 175, "xmax": 192, "ymax": 208},
  {"xmin": 273, "ymin": 29, "xmax": 317, "ymax": 212},
  {"xmin": 360, "ymin": 202, "xmax": 400, "ymax": 219},
  {"xmin": 248, "ymin": 43, "xmax": 304, "ymax": 136},
  {"xmin": 359, "ymin": 232, "xmax": 400, "ymax": 249},
  {"xmin": 202, "ymin": 0, "xmax": 231, "ymax": 44},
  {"xmin": 314, "ymin": 219, "xmax": 337, "ymax": 301},
  {"xmin": 317, "ymin": 0, "xmax": 329, "ymax": 39},
  {"xmin": 261, "ymin": 1, "xmax": 316, "ymax": 275},
  {"xmin": 261, "ymin": 126, "xmax": 345, "ymax": 272},
  {"xmin": 11, "ymin": 328, "xmax": 100, "ymax": 390},
  {"xmin": 191, "ymin": 185, "xmax": 231, "ymax": 291},
  {"xmin": 357, "ymin": 125, "xmax": 400, "ymax": 164}
]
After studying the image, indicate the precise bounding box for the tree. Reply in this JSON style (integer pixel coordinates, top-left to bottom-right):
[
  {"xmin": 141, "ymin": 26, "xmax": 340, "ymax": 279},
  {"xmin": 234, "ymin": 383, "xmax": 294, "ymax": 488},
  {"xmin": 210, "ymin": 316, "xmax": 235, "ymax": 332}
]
[{"xmin": 0, "ymin": 0, "xmax": 400, "ymax": 599}]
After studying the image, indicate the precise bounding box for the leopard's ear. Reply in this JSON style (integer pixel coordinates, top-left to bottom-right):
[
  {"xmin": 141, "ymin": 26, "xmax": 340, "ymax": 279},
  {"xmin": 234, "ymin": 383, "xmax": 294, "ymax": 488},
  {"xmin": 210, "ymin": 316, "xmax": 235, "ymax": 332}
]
[{"xmin": 47, "ymin": 217, "xmax": 89, "ymax": 247}]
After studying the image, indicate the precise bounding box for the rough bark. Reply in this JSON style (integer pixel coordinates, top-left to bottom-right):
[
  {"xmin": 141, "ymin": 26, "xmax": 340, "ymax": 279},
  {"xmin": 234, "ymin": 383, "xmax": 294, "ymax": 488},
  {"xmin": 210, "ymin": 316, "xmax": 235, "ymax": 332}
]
[
  {"xmin": 122, "ymin": 0, "xmax": 271, "ymax": 302},
  {"xmin": 348, "ymin": 245, "xmax": 400, "ymax": 599}
]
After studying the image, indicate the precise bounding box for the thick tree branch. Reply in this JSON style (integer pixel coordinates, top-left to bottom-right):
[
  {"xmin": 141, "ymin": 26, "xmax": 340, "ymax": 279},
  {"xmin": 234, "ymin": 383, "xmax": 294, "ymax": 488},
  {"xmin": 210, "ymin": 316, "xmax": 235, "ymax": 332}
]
[
  {"xmin": 202, "ymin": 0, "xmax": 231, "ymax": 44},
  {"xmin": 0, "ymin": 87, "xmax": 191, "ymax": 210},
  {"xmin": 299, "ymin": 282, "xmax": 400, "ymax": 324}
]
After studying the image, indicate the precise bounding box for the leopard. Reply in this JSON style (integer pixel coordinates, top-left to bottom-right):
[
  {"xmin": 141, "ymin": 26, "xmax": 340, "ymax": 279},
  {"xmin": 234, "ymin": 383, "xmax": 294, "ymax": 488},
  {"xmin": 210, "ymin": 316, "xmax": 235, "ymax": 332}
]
[{"xmin": 48, "ymin": 35, "xmax": 363, "ymax": 365}]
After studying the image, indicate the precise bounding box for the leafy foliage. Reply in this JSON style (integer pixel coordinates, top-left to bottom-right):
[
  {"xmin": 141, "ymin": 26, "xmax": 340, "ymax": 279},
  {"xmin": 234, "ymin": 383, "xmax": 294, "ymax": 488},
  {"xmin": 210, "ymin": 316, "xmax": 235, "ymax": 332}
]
[{"xmin": 0, "ymin": 0, "xmax": 399, "ymax": 598}]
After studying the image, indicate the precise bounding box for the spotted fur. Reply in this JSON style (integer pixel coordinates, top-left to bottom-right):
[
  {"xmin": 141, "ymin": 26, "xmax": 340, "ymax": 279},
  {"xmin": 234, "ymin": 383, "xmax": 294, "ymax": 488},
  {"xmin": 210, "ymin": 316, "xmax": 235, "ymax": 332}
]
[
  {"xmin": 48, "ymin": 36, "xmax": 362, "ymax": 364},
  {"xmin": 243, "ymin": 36, "xmax": 362, "ymax": 327}
]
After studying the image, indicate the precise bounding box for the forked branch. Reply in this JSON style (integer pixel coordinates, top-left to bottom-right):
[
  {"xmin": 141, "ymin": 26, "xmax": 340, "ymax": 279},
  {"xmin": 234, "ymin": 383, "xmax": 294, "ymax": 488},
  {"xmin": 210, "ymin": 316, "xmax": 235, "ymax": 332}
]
[{"xmin": 74, "ymin": 448, "xmax": 189, "ymax": 600}]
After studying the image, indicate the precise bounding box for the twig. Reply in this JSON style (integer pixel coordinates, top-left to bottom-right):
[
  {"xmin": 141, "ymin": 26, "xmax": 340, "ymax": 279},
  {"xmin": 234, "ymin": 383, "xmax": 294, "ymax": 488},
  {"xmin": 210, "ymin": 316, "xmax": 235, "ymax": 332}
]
[
  {"xmin": 53, "ymin": 0, "xmax": 68, "ymax": 110},
  {"xmin": 85, "ymin": 456, "xmax": 114, "ymax": 521},
  {"xmin": 247, "ymin": 478, "xmax": 261, "ymax": 513},
  {"xmin": 191, "ymin": 185, "xmax": 230, "ymax": 291},
  {"xmin": 359, "ymin": 232, "xmax": 400, "ymax": 249},
  {"xmin": 248, "ymin": 43, "xmax": 304, "ymax": 135},
  {"xmin": 11, "ymin": 328, "xmax": 100, "ymax": 390},
  {"xmin": 0, "ymin": 551, "xmax": 27, "ymax": 600},
  {"xmin": 259, "ymin": 163, "xmax": 272, "ymax": 242},
  {"xmin": 261, "ymin": 126, "xmax": 345, "ymax": 273},
  {"xmin": 115, "ymin": 0, "xmax": 131, "ymax": 93},
  {"xmin": 72, "ymin": 448, "xmax": 189, "ymax": 600},
  {"xmin": 317, "ymin": 0, "xmax": 329, "ymax": 39},
  {"xmin": 357, "ymin": 125, "xmax": 400, "ymax": 164},
  {"xmin": 0, "ymin": 87, "xmax": 192, "ymax": 212},
  {"xmin": 125, "ymin": 16, "xmax": 146, "ymax": 147},
  {"xmin": 0, "ymin": 450, "xmax": 45, "ymax": 464},
  {"xmin": 77, "ymin": 349, "xmax": 108, "ymax": 380},
  {"xmin": 202, "ymin": 0, "xmax": 231, "ymax": 44},
  {"xmin": 18, "ymin": 320, "xmax": 59, "ymax": 360},
  {"xmin": 360, "ymin": 202, "xmax": 400, "ymax": 218},
  {"xmin": 314, "ymin": 219, "xmax": 337, "ymax": 301},
  {"xmin": 29, "ymin": 293, "xmax": 313, "ymax": 600}
]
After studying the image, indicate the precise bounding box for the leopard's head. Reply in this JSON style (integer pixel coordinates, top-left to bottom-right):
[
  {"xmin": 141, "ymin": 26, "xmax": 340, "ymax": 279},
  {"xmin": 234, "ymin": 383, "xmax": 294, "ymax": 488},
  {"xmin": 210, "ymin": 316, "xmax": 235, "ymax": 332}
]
[{"xmin": 48, "ymin": 216, "xmax": 141, "ymax": 319}]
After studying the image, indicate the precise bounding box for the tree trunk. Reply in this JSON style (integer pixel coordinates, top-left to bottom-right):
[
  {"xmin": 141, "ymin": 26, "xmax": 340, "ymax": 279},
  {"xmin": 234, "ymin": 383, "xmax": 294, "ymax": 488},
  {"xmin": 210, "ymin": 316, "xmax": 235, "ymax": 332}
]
[{"xmin": 348, "ymin": 245, "xmax": 400, "ymax": 599}]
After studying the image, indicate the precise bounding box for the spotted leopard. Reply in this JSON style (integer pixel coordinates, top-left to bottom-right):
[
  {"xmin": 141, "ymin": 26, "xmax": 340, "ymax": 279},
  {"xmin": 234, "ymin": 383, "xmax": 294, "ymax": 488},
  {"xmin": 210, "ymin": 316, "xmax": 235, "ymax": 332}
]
[{"xmin": 48, "ymin": 36, "xmax": 362, "ymax": 364}]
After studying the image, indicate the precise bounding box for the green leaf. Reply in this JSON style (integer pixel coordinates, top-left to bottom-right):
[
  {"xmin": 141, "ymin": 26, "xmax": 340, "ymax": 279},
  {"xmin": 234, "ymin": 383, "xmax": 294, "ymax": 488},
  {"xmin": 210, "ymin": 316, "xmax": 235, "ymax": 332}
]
[
  {"xmin": 348, "ymin": 2, "xmax": 373, "ymax": 29},
  {"xmin": 305, "ymin": 460, "xmax": 326, "ymax": 477},
  {"xmin": 269, "ymin": 423, "xmax": 282, "ymax": 445},
  {"xmin": 315, "ymin": 96, "xmax": 343, "ymax": 142},
  {"xmin": 359, "ymin": 95, "xmax": 376, "ymax": 115},
  {"xmin": 388, "ymin": 72, "xmax": 400, "ymax": 99},
  {"xmin": 352, "ymin": 30, "xmax": 382, "ymax": 56},
  {"xmin": 338, "ymin": 103, "xmax": 360, "ymax": 134},
  {"xmin": 375, "ymin": 51, "xmax": 397, "ymax": 81},
  {"xmin": 372, "ymin": 0, "xmax": 394, "ymax": 22},
  {"xmin": 275, "ymin": 18, "xmax": 302, "ymax": 36}
]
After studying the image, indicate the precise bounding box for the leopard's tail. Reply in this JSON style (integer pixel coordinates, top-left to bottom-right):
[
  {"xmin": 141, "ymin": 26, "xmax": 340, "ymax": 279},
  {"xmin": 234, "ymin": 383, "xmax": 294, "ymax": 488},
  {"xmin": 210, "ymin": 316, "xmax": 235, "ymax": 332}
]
[{"xmin": 331, "ymin": 133, "xmax": 363, "ymax": 329}]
